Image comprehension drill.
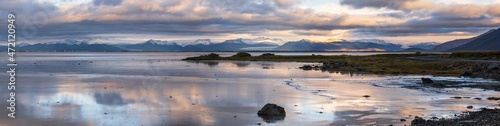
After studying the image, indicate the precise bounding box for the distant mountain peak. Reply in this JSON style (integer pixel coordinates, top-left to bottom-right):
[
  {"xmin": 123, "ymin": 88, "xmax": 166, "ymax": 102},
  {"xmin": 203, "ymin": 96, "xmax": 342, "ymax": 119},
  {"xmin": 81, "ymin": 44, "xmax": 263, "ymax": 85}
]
[
  {"xmin": 143, "ymin": 39, "xmax": 177, "ymax": 45},
  {"xmin": 353, "ymin": 39, "xmax": 392, "ymax": 45},
  {"xmin": 297, "ymin": 39, "xmax": 313, "ymax": 43},
  {"xmin": 275, "ymin": 39, "xmax": 404, "ymax": 51},
  {"xmin": 222, "ymin": 38, "xmax": 246, "ymax": 44},
  {"xmin": 408, "ymin": 42, "xmax": 440, "ymax": 50},
  {"xmin": 193, "ymin": 39, "xmax": 212, "ymax": 45},
  {"xmin": 44, "ymin": 39, "xmax": 89, "ymax": 45}
]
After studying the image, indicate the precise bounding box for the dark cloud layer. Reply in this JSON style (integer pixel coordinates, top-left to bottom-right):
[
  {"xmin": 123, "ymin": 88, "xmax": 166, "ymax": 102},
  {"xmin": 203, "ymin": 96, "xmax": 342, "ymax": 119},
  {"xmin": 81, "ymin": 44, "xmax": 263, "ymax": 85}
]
[
  {"xmin": 340, "ymin": 0, "xmax": 417, "ymax": 10},
  {"xmin": 0, "ymin": 0, "xmax": 499, "ymax": 43},
  {"xmin": 93, "ymin": 0, "xmax": 123, "ymax": 6}
]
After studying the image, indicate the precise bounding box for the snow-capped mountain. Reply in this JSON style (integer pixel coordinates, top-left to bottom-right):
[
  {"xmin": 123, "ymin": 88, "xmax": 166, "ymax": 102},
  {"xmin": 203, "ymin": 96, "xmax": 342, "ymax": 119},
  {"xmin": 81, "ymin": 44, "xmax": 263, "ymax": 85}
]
[
  {"xmin": 408, "ymin": 42, "xmax": 440, "ymax": 50},
  {"xmin": 275, "ymin": 39, "xmax": 404, "ymax": 51},
  {"xmin": 353, "ymin": 39, "xmax": 392, "ymax": 45},
  {"xmin": 142, "ymin": 39, "xmax": 178, "ymax": 45}
]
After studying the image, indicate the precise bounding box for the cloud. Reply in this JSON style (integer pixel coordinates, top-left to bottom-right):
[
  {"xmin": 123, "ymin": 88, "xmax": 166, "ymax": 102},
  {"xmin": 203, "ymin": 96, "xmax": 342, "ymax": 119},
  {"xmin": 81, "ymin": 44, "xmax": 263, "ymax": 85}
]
[
  {"xmin": 0, "ymin": 0, "xmax": 499, "ymax": 44},
  {"xmin": 292, "ymin": 30, "xmax": 333, "ymax": 36},
  {"xmin": 3, "ymin": 0, "xmax": 394, "ymax": 40},
  {"xmin": 339, "ymin": 0, "xmax": 434, "ymax": 11},
  {"xmin": 93, "ymin": 0, "xmax": 123, "ymax": 6}
]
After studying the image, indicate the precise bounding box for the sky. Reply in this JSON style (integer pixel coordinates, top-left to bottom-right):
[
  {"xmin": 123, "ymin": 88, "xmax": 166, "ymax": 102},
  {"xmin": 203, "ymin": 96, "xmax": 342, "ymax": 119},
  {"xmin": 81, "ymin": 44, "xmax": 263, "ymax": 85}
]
[{"xmin": 1, "ymin": 0, "xmax": 500, "ymax": 45}]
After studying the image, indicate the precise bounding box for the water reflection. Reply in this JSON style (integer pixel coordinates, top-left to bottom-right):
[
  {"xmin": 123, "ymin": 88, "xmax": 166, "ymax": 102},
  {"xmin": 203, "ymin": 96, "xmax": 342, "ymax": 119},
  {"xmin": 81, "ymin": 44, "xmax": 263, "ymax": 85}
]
[
  {"xmin": 0, "ymin": 52, "xmax": 498, "ymax": 126},
  {"xmin": 258, "ymin": 114, "xmax": 286, "ymax": 123},
  {"xmin": 232, "ymin": 62, "xmax": 250, "ymax": 68},
  {"xmin": 185, "ymin": 60, "xmax": 219, "ymax": 67},
  {"xmin": 94, "ymin": 93, "xmax": 129, "ymax": 106}
]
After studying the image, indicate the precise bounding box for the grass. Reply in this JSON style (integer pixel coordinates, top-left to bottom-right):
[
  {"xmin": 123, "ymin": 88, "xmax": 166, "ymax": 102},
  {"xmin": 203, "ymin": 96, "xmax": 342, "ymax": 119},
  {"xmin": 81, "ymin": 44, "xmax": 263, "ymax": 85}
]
[
  {"xmin": 183, "ymin": 52, "xmax": 467, "ymax": 76},
  {"xmin": 449, "ymin": 51, "xmax": 500, "ymax": 60}
]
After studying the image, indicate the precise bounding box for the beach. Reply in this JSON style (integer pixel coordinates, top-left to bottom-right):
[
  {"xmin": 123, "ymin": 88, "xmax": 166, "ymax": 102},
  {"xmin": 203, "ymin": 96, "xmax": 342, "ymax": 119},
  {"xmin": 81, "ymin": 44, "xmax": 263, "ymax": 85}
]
[{"xmin": 1, "ymin": 52, "xmax": 499, "ymax": 125}]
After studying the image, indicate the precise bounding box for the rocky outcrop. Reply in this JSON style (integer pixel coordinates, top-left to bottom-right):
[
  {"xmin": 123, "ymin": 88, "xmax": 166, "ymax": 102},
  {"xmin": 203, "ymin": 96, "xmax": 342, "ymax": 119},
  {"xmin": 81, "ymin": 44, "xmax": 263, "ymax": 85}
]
[
  {"xmin": 421, "ymin": 78, "xmax": 434, "ymax": 84},
  {"xmin": 411, "ymin": 108, "xmax": 500, "ymax": 125},
  {"xmin": 457, "ymin": 62, "xmax": 500, "ymax": 80},
  {"xmin": 321, "ymin": 61, "xmax": 350, "ymax": 69},
  {"xmin": 488, "ymin": 63, "xmax": 499, "ymax": 70},
  {"xmin": 299, "ymin": 61, "xmax": 358, "ymax": 71},
  {"xmin": 411, "ymin": 116, "xmax": 427, "ymax": 125}
]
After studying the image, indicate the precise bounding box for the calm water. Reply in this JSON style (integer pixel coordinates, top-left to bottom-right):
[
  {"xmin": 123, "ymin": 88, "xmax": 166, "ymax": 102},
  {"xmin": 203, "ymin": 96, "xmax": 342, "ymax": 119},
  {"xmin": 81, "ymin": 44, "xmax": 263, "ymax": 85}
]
[{"xmin": 0, "ymin": 52, "xmax": 498, "ymax": 126}]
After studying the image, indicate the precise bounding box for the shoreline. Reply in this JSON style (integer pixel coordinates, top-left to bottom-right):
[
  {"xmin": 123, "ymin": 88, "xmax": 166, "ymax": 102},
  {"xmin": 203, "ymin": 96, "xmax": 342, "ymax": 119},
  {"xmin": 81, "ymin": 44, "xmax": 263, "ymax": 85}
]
[
  {"xmin": 184, "ymin": 52, "xmax": 500, "ymax": 125},
  {"xmin": 183, "ymin": 52, "xmax": 500, "ymax": 80}
]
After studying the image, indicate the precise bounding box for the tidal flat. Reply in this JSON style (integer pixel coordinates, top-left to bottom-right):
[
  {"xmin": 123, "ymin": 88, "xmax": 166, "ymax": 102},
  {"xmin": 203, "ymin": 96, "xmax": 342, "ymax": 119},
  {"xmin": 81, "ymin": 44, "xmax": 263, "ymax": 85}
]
[{"xmin": 1, "ymin": 52, "xmax": 499, "ymax": 126}]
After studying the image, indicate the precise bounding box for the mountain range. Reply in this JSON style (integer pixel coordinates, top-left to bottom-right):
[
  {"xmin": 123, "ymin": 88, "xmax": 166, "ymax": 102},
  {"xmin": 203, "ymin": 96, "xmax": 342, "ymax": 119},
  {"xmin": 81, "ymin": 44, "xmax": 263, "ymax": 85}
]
[
  {"xmin": 6, "ymin": 28, "xmax": 500, "ymax": 52},
  {"xmin": 448, "ymin": 28, "xmax": 500, "ymax": 51},
  {"xmin": 275, "ymin": 39, "xmax": 404, "ymax": 51},
  {"xmin": 432, "ymin": 29, "xmax": 497, "ymax": 51}
]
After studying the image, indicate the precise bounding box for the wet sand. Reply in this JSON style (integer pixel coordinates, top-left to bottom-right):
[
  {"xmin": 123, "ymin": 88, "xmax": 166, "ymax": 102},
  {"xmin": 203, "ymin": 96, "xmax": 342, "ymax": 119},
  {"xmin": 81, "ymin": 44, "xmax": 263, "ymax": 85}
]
[{"xmin": 0, "ymin": 52, "xmax": 499, "ymax": 126}]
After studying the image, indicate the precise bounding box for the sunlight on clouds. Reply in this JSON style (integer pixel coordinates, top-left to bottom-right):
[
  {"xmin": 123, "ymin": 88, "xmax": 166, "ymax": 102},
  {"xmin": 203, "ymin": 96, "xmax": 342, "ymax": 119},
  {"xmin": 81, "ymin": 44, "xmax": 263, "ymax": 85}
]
[
  {"xmin": 400, "ymin": 0, "xmax": 436, "ymax": 10},
  {"xmin": 379, "ymin": 34, "xmax": 476, "ymax": 44},
  {"xmin": 2, "ymin": 0, "xmax": 499, "ymax": 44}
]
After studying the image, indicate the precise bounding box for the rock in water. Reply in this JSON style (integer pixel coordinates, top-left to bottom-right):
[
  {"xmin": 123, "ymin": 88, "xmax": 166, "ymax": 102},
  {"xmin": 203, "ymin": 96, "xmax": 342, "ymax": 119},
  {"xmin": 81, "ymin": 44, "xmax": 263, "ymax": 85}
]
[
  {"xmin": 257, "ymin": 103, "xmax": 286, "ymax": 123},
  {"xmin": 411, "ymin": 117, "xmax": 427, "ymax": 125},
  {"xmin": 421, "ymin": 78, "xmax": 434, "ymax": 84},
  {"xmin": 258, "ymin": 103, "xmax": 286, "ymax": 116}
]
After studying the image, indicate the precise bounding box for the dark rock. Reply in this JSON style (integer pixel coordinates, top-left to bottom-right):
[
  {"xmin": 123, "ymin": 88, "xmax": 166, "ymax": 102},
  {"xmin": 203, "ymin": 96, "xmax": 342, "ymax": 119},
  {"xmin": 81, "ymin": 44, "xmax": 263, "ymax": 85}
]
[
  {"xmin": 258, "ymin": 103, "xmax": 286, "ymax": 115},
  {"xmin": 257, "ymin": 103, "xmax": 286, "ymax": 123},
  {"xmin": 488, "ymin": 63, "xmax": 499, "ymax": 70},
  {"xmin": 400, "ymin": 119, "xmax": 406, "ymax": 122},
  {"xmin": 411, "ymin": 117, "xmax": 426, "ymax": 124},
  {"xmin": 462, "ymin": 71, "xmax": 473, "ymax": 76},
  {"xmin": 431, "ymin": 83, "xmax": 445, "ymax": 88},
  {"xmin": 299, "ymin": 65, "xmax": 313, "ymax": 70},
  {"xmin": 411, "ymin": 108, "xmax": 500, "ymax": 125},
  {"xmin": 487, "ymin": 97, "xmax": 500, "ymax": 100},
  {"xmin": 421, "ymin": 78, "xmax": 434, "ymax": 84},
  {"xmin": 362, "ymin": 95, "xmax": 370, "ymax": 98},
  {"xmin": 467, "ymin": 106, "xmax": 473, "ymax": 109},
  {"xmin": 321, "ymin": 61, "xmax": 349, "ymax": 69}
]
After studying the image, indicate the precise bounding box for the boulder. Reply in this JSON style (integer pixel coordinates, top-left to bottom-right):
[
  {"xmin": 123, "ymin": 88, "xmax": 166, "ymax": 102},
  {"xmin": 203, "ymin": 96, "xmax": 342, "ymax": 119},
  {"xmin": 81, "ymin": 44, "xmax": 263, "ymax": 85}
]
[
  {"xmin": 258, "ymin": 103, "xmax": 286, "ymax": 116},
  {"xmin": 299, "ymin": 65, "xmax": 313, "ymax": 70},
  {"xmin": 257, "ymin": 103, "xmax": 286, "ymax": 123},
  {"xmin": 488, "ymin": 63, "xmax": 499, "ymax": 70},
  {"xmin": 421, "ymin": 78, "xmax": 434, "ymax": 84},
  {"xmin": 411, "ymin": 117, "xmax": 427, "ymax": 125}
]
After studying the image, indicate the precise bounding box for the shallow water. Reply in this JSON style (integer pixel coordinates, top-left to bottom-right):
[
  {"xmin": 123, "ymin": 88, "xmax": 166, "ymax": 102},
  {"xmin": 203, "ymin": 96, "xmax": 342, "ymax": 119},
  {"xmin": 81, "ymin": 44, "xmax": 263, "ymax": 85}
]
[{"xmin": 0, "ymin": 52, "xmax": 499, "ymax": 126}]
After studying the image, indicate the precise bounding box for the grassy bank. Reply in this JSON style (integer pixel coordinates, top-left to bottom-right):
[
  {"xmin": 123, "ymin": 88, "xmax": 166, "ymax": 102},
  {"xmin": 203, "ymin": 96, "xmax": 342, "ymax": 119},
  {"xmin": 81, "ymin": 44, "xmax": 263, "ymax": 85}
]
[
  {"xmin": 184, "ymin": 52, "xmax": 500, "ymax": 79},
  {"xmin": 449, "ymin": 51, "xmax": 500, "ymax": 60},
  {"xmin": 183, "ymin": 52, "xmax": 472, "ymax": 76}
]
